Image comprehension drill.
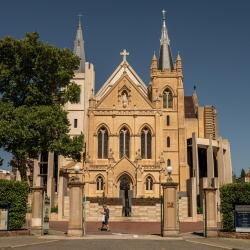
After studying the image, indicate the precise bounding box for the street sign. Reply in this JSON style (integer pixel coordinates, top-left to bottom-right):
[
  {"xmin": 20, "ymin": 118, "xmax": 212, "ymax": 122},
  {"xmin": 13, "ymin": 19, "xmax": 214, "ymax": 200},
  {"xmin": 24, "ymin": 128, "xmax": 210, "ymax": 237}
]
[{"xmin": 235, "ymin": 205, "xmax": 250, "ymax": 232}]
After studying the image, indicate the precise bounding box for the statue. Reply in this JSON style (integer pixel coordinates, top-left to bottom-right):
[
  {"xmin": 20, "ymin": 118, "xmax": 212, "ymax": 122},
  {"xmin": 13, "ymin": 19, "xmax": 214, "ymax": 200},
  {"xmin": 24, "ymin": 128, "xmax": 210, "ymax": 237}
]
[{"xmin": 122, "ymin": 92, "xmax": 128, "ymax": 108}]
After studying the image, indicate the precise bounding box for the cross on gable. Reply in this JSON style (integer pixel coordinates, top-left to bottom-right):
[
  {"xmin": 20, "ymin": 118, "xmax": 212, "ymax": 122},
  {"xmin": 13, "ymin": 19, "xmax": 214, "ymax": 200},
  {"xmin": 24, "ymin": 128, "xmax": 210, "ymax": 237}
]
[{"xmin": 120, "ymin": 49, "xmax": 129, "ymax": 61}]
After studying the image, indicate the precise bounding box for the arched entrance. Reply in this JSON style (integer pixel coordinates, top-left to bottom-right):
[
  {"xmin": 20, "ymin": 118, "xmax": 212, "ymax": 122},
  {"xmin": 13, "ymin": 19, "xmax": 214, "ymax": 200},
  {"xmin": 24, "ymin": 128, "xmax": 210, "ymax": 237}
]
[{"xmin": 119, "ymin": 174, "xmax": 133, "ymax": 217}]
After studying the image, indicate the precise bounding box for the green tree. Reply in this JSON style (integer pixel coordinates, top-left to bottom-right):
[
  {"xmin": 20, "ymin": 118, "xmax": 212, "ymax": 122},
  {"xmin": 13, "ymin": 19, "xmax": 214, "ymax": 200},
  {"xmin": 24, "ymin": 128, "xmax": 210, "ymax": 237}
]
[
  {"xmin": 240, "ymin": 168, "xmax": 246, "ymax": 180},
  {"xmin": 0, "ymin": 32, "xmax": 83, "ymax": 180}
]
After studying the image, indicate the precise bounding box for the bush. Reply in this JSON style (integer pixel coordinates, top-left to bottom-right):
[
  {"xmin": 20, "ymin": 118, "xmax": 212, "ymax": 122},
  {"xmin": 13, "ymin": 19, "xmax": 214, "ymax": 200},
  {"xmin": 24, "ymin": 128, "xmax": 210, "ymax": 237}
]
[
  {"xmin": 220, "ymin": 182, "xmax": 250, "ymax": 231},
  {"xmin": 51, "ymin": 206, "xmax": 58, "ymax": 213},
  {"xmin": 0, "ymin": 180, "xmax": 29, "ymax": 230}
]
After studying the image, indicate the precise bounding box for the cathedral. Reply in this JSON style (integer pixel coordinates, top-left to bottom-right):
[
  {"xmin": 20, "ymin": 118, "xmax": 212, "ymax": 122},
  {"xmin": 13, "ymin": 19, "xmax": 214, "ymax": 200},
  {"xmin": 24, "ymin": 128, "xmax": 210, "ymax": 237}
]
[{"xmin": 33, "ymin": 11, "xmax": 232, "ymax": 222}]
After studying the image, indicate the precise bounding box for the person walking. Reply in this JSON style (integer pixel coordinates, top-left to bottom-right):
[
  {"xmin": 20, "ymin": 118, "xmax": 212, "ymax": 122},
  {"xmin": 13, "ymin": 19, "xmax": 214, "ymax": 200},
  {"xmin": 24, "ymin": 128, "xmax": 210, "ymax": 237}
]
[{"xmin": 100, "ymin": 205, "xmax": 110, "ymax": 231}]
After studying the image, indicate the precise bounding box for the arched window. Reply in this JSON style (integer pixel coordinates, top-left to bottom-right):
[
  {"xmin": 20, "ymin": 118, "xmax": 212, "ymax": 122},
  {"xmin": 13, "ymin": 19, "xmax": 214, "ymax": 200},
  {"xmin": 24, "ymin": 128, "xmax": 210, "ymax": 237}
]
[
  {"xmin": 141, "ymin": 127, "xmax": 152, "ymax": 159},
  {"xmin": 96, "ymin": 176, "xmax": 104, "ymax": 191},
  {"xmin": 167, "ymin": 137, "xmax": 171, "ymax": 148},
  {"xmin": 166, "ymin": 115, "xmax": 170, "ymax": 126},
  {"xmin": 119, "ymin": 127, "xmax": 130, "ymax": 158},
  {"xmin": 163, "ymin": 88, "xmax": 173, "ymax": 108},
  {"xmin": 145, "ymin": 176, "xmax": 153, "ymax": 191},
  {"xmin": 98, "ymin": 127, "xmax": 109, "ymax": 159},
  {"xmin": 167, "ymin": 159, "xmax": 171, "ymax": 166}
]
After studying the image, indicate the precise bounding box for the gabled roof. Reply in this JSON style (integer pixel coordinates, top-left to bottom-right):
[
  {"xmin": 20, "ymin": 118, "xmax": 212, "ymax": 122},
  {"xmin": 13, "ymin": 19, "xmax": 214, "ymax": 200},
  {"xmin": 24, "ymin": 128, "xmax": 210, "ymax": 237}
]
[
  {"xmin": 96, "ymin": 59, "xmax": 148, "ymax": 101},
  {"xmin": 95, "ymin": 72, "xmax": 154, "ymax": 110}
]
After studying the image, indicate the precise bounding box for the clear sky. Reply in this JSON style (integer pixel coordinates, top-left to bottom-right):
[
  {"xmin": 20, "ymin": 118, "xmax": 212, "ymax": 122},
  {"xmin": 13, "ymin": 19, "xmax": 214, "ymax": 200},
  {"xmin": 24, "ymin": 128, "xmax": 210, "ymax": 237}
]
[{"xmin": 0, "ymin": 0, "xmax": 249, "ymax": 175}]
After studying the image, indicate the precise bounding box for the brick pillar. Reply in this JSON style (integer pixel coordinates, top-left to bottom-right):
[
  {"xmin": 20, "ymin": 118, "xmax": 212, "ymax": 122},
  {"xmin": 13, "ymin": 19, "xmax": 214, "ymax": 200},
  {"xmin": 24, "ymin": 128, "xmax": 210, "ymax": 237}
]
[
  {"xmin": 31, "ymin": 187, "xmax": 44, "ymax": 230},
  {"xmin": 204, "ymin": 188, "xmax": 218, "ymax": 237},
  {"xmin": 67, "ymin": 177, "xmax": 84, "ymax": 237},
  {"xmin": 162, "ymin": 182, "xmax": 180, "ymax": 237}
]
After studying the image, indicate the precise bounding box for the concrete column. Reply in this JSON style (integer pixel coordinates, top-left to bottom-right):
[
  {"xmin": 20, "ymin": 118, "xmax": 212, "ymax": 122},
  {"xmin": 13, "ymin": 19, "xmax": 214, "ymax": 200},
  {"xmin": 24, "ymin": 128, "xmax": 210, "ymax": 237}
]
[
  {"xmin": 192, "ymin": 133, "xmax": 199, "ymax": 194},
  {"xmin": 47, "ymin": 152, "xmax": 54, "ymax": 207},
  {"xmin": 162, "ymin": 182, "xmax": 179, "ymax": 237},
  {"xmin": 204, "ymin": 188, "xmax": 218, "ymax": 237},
  {"xmin": 217, "ymin": 137, "xmax": 225, "ymax": 186},
  {"xmin": 207, "ymin": 138, "xmax": 214, "ymax": 186},
  {"xmin": 187, "ymin": 177, "xmax": 197, "ymax": 220},
  {"xmin": 31, "ymin": 187, "xmax": 44, "ymax": 229},
  {"xmin": 67, "ymin": 178, "xmax": 84, "ymax": 237},
  {"xmin": 58, "ymin": 175, "xmax": 66, "ymax": 220}
]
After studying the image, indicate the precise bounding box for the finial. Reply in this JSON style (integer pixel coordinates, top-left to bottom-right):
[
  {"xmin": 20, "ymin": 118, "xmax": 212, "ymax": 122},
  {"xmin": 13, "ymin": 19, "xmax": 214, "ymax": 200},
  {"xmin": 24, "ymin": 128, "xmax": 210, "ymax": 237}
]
[
  {"xmin": 153, "ymin": 51, "xmax": 157, "ymax": 60},
  {"xmin": 120, "ymin": 49, "xmax": 129, "ymax": 61},
  {"xmin": 78, "ymin": 14, "xmax": 82, "ymax": 26},
  {"xmin": 162, "ymin": 9, "xmax": 166, "ymax": 21},
  {"xmin": 177, "ymin": 51, "xmax": 181, "ymax": 61}
]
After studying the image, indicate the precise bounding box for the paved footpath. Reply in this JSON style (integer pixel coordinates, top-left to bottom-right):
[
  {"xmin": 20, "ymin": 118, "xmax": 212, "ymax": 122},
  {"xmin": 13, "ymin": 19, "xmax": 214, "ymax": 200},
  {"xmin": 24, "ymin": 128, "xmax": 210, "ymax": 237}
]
[{"xmin": 50, "ymin": 221, "xmax": 204, "ymax": 235}]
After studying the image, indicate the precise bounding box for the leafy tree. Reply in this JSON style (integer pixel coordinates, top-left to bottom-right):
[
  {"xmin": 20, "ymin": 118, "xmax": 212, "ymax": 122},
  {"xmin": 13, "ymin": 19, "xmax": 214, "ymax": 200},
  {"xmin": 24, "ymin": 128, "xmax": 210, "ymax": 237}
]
[
  {"xmin": 240, "ymin": 168, "xmax": 246, "ymax": 179},
  {"xmin": 0, "ymin": 156, "xmax": 3, "ymax": 167},
  {"xmin": 0, "ymin": 32, "xmax": 80, "ymax": 106},
  {"xmin": 0, "ymin": 32, "xmax": 83, "ymax": 180}
]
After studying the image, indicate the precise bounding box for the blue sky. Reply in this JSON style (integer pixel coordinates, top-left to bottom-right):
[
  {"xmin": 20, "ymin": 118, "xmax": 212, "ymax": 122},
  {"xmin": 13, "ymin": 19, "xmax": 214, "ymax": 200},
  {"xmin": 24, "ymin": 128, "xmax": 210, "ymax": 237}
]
[{"xmin": 0, "ymin": 0, "xmax": 250, "ymax": 175}]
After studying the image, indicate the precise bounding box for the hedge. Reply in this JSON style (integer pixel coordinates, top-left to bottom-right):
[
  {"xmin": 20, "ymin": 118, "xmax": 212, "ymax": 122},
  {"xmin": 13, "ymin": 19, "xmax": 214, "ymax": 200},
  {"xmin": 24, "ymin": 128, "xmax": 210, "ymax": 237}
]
[
  {"xmin": 220, "ymin": 182, "xmax": 250, "ymax": 231},
  {"xmin": 0, "ymin": 180, "xmax": 29, "ymax": 230}
]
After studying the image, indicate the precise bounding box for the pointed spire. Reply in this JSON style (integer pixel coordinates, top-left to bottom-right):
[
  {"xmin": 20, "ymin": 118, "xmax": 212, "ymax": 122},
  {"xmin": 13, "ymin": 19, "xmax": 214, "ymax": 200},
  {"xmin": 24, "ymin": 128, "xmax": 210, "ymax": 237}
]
[
  {"xmin": 176, "ymin": 51, "xmax": 182, "ymax": 72},
  {"xmin": 151, "ymin": 51, "xmax": 158, "ymax": 73},
  {"xmin": 158, "ymin": 10, "xmax": 173, "ymax": 71},
  {"xmin": 73, "ymin": 14, "xmax": 86, "ymax": 73}
]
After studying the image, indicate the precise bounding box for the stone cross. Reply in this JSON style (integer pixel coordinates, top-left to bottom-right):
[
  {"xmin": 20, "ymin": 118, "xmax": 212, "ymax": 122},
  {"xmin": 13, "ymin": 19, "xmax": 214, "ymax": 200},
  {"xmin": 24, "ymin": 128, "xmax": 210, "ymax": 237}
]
[{"xmin": 120, "ymin": 49, "xmax": 129, "ymax": 61}]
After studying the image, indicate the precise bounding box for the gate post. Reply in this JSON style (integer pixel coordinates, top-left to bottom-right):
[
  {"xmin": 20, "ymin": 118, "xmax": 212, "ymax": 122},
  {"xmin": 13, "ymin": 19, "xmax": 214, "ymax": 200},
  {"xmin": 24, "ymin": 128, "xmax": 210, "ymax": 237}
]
[
  {"xmin": 204, "ymin": 187, "xmax": 218, "ymax": 237},
  {"xmin": 67, "ymin": 176, "xmax": 84, "ymax": 237},
  {"xmin": 31, "ymin": 186, "xmax": 44, "ymax": 231},
  {"xmin": 161, "ymin": 182, "xmax": 179, "ymax": 237}
]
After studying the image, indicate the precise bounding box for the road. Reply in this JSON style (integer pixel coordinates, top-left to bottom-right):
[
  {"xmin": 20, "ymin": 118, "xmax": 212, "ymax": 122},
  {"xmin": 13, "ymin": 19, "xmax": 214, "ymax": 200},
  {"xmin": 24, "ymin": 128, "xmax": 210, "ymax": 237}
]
[{"xmin": 12, "ymin": 239, "xmax": 223, "ymax": 250}]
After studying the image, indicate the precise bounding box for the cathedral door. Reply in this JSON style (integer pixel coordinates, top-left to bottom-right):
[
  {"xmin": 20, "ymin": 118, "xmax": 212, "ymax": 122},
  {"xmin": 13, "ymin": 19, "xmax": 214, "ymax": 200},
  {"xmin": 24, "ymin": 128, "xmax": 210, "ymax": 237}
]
[{"xmin": 119, "ymin": 174, "xmax": 133, "ymax": 217}]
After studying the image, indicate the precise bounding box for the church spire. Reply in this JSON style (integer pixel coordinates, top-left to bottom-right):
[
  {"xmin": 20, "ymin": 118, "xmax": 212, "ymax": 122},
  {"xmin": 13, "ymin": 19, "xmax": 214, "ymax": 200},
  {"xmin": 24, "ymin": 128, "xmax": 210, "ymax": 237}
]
[
  {"xmin": 73, "ymin": 14, "xmax": 86, "ymax": 73},
  {"xmin": 158, "ymin": 10, "xmax": 173, "ymax": 71}
]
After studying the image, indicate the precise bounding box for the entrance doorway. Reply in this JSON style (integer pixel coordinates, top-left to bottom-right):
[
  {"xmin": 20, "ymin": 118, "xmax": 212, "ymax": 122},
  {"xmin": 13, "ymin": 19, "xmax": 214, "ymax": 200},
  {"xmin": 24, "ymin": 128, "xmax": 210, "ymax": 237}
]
[{"xmin": 119, "ymin": 174, "xmax": 132, "ymax": 217}]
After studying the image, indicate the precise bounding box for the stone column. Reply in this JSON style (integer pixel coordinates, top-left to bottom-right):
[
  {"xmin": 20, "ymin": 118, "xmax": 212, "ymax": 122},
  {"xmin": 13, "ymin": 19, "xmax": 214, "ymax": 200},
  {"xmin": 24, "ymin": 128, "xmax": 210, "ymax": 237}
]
[
  {"xmin": 204, "ymin": 188, "xmax": 218, "ymax": 237},
  {"xmin": 57, "ymin": 175, "xmax": 66, "ymax": 220},
  {"xmin": 67, "ymin": 177, "xmax": 84, "ymax": 237},
  {"xmin": 47, "ymin": 152, "xmax": 55, "ymax": 207},
  {"xmin": 31, "ymin": 187, "xmax": 44, "ymax": 230},
  {"xmin": 162, "ymin": 182, "xmax": 179, "ymax": 237},
  {"xmin": 33, "ymin": 159, "xmax": 41, "ymax": 187}
]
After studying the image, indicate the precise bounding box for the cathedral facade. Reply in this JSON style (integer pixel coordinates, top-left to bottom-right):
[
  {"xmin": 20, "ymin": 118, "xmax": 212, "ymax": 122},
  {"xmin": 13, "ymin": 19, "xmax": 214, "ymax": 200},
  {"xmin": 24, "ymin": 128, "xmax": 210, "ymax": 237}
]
[{"xmin": 33, "ymin": 12, "xmax": 232, "ymax": 222}]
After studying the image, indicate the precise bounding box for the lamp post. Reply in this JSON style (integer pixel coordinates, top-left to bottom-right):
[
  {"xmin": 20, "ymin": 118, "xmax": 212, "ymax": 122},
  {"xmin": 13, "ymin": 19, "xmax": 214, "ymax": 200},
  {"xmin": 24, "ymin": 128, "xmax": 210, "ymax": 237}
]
[{"xmin": 161, "ymin": 163, "xmax": 180, "ymax": 237}]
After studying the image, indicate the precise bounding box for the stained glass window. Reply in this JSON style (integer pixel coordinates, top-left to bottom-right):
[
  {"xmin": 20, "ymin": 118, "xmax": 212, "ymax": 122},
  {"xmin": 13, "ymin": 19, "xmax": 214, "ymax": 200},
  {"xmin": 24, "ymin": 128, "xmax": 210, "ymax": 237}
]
[
  {"xmin": 163, "ymin": 88, "xmax": 173, "ymax": 108},
  {"xmin": 98, "ymin": 127, "xmax": 109, "ymax": 159}
]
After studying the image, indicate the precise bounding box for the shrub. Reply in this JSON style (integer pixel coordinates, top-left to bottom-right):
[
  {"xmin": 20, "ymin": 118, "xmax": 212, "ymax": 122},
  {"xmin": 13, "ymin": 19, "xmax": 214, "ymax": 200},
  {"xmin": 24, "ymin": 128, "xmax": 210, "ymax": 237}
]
[
  {"xmin": 0, "ymin": 180, "xmax": 29, "ymax": 230},
  {"xmin": 220, "ymin": 182, "xmax": 250, "ymax": 231},
  {"xmin": 51, "ymin": 206, "xmax": 58, "ymax": 213}
]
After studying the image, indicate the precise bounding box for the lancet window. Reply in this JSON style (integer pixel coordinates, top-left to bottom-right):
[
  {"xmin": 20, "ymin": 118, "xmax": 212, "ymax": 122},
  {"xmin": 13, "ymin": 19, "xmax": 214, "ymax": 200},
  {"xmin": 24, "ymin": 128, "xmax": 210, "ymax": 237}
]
[
  {"xmin": 145, "ymin": 176, "xmax": 153, "ymax": 191},
  {"xmin": 141, "ymin": 127, "xmax": 152, "ymax": 159},
  {"xmin": 96, "ymin": 176, "xmax": 104, "ymax": 191},
  {"xmin": 98, "ymin": 126, "xmax": 109, "ymax": 159},
  {"xmin": 163, "ymin": 88, "xmax": 173, "ymax": 108},
  {"xmin": 119, "ymin": 127, "xmax": 130, "ymax": 158}
]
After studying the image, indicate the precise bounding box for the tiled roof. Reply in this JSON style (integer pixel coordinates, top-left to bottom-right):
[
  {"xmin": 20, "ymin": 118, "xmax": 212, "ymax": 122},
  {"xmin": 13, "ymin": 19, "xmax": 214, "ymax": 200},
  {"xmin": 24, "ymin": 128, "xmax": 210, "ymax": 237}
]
[{"xmin": 184, "ymin": 96, "xmax": 197, "ymax": 118}]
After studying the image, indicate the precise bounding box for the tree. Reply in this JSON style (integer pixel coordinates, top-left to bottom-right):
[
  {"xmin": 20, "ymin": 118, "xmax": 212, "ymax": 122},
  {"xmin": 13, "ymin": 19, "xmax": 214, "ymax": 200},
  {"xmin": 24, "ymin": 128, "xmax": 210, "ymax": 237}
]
[
  {"xmin": 0, "ymin": 32, "xmax": 83, "ymax": 180},
  {"xmin": 0, "ymin": 157, "xmax": 3, "ymax": 167},
  {"xmin": 240, "ymin": 168, "xmax": 246, "ymax": 180}
]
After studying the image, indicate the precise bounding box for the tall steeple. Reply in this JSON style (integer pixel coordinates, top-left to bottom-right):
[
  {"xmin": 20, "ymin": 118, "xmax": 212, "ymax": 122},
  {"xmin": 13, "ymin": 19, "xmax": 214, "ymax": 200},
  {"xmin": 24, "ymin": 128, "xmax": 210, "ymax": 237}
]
[
  {"xmin": 73, "ymin": 15, "xmax": 86, "ymax": 73},
  {"xmin": 158, "ymin": 10, "xmax": 173, "ymax": 71}
]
